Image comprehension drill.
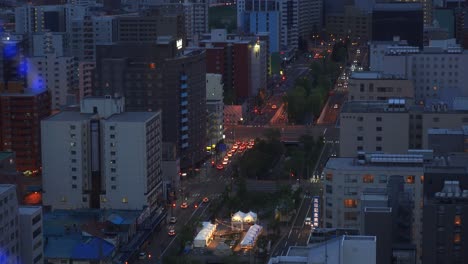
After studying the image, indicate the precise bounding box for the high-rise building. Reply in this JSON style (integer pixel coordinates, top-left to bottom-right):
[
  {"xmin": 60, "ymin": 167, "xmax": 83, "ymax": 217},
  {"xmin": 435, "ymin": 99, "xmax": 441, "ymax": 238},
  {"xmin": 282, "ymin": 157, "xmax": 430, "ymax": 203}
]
[
  {"xmin": 298, "ymin": 0, "xmax": 322, "ymax": 37},
  {"xmin": 0, "ymin": 89, "xmax": 51, "ymax": 174},
  {"xmin": 19, "ymin": 206, "xmax": 43, "ymax": 264},
  {"xmin": 325, "ymin": 5, "xmax": 371, "ymax": 41},
  {"xmin": 26, "ymin": 42, "xmax": 76, "ymax": 111},
  {"xmin": 0, "ymin": 184, "xmax": 21, "ymax": 264},
  {"xmin": 0, "ymin": 37, "xmax": 28, "ymax": 92},
  {"xmin": 93, "ymin": 38, "xmax": 206, "ymax": 168},
  {"xmin": 238, "ymin": 0, "xmax": 298, "ymax": 52},
  {"xmin": 206, "ymin": 73, "xmax": 224, "ymax": 149},
  {"xmin": 41, "ymin": 96, "xmax": 163, "ymax": 211},
  {"xmin": 372, "ymin": 3, "xmax": 424, "ymax": 48}
]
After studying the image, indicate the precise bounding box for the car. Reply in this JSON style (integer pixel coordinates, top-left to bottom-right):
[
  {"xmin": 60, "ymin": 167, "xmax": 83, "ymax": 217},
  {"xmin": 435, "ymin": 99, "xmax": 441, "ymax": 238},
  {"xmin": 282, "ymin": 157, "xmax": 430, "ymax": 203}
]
[
  {"xmin": 216, "ymin": 164, "xmax": 224, "ymax": 170},
  {"xmin": 222, "ymin": 160, "xmax": 228, "ymax": 165},
  {"xmin": 227, "ymin": 152, "xmax": 233, "ymax": 157},
  {"xmin": 304, "ymin": 217, "xmax": 312, "ymax": 226},
  {"xmin": 271, "ymin": 104, "xmax": 277, "ymax": 109},
  {"xmin": 139, "ymin": 252, "xmax": 147, "ymax": 260},
  {"xmin": 247, "ymin": 145, "xmax": 253, "ymax": 149},
  {"xmin": 169, "ymin": 217, "xmax": 177, "ymax": 224},
  {"xmin": 168, "ymin": 228, "xmax": 176, "ymax": 236},
  {"xmin": 223, "ymin": 157, "xmax": 229, "ymax": 162},
  {"xmin": 194, "ymin": 203, "xmax": 199, "ymax": 208},
  {"xmin": 333, "ymin": 104, "xmax": 339, "ymax": 109},
  {"xmin": 180, "ymin": 202, "xmax": 188, "ymax": 209},
  {"xmin": 202, "ymin": 197, "xmax": 209, "ymax": 203}
]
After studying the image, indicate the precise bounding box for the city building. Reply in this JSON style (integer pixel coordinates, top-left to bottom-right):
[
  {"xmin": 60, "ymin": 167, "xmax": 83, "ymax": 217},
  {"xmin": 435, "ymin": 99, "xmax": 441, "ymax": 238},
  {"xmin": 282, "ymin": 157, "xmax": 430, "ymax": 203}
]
[
  {"xmin": 41, "ymin": 96, "xmax": 163, "ymax": 211},
  {"xmin": 372, "ymin": 3, "xmax": 424, "ymax": 48},
  {"xmin": 298, "ymin": 0, "xmax": 322, "ymax": 37},
  {"xmin": 340, "ymin": 100, "xmax": 468, "ymax": 156},
  {"xmin": 347, "ymin": 72, "xmax": 414, "ymax": 102},
  {"xmin": 19, "ymin": 206, "xmax": 43, "ymax": 264},
  {"xmin": 238, "ymin": 0, "xmax": 298, "ymax": 52},
  {"xmin": 268, "ymin": 235, "xmax": 377, "ymax": 264},
  {"xmin": 93, "ymin": 38, "xmax": 206, "ymax": 169},
  {"xmin": 323, "ymin": 151, "xmax": 426, "ymax": 260},
  {"xmin": 422, "ymin": 155, "xmax": 468, "ymax": 264},
  {"xmin": 200, "ymin": 29, "xmax": 268, "ymax": 100},
  {"xmin": 239, "ymin": 0, "xmax": 281, "ymax": 53},
  {"xmin": 0, "ymin": 36, "xmax": 28, "ymax": 92},
  {"xmin": 0, "ymin": 89, "xmax": 51, "ymax": 173},
  {"xmin": 0, "ymin": 184, "xmax": 20, "ymax": 264},
  {"xmin": 339, "ymin": 100, "xmax": 410, "ymax": 157},
  {"xmin": 26, "ymin": 46, "xmax": 76, "ymax": 111},
  {"xmin": 325, "ymin": 5, "xmax": 371, "ymax": 42},
  {"xmin": 427, "ymin": 126, "xmax": 468, "ymax": 154},
  {"xmin": 206, "ymin": 73, "xmax": 224, "ymax": 150}
]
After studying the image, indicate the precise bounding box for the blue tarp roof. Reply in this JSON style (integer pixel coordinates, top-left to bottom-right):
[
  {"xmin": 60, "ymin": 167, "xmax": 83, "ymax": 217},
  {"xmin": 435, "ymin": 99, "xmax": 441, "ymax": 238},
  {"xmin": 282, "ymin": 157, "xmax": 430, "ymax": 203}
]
[
  {"xmin": 107, "ymin": 213, "xmax": 125, "ymax": 225},
  {"xmin": 45, "ymin": 237, "xmax": 115, "ymax": 260}
]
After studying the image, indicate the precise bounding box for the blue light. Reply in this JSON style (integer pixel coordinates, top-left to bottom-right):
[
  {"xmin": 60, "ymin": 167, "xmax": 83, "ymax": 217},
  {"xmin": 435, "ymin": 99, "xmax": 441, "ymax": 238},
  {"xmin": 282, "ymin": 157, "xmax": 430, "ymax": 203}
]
[{"xmin": 3, "ymin": 42, "xmax": 17, "ymax": 59}]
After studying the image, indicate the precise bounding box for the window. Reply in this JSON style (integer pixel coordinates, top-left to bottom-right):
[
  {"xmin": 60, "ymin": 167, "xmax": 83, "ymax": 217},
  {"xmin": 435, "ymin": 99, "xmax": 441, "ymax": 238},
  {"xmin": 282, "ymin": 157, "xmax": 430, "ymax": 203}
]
[
  {"xmin": 379, "ymin": 175, "xmax": 387, "ymax": 183},
  {"xmin": 110, "ymin": 134, "xmax": 115, "ymax": 139},
  {"xmin": 111, "ymin": 151, "xmax": 116, "ymax": 156},
  {"xmin": 376, "ymin": 127, "xmax": 382, "ymax": 131},
  {"xmin": 70, "ymin": 125, "xmax": 76, "ymax": 130},
  {"xmin": 376, "ymin": 117, "xmax": 382, "ymax": 122},
  {"xmin": 122, "ymin": 197, "xmax": 128, "ymax": 203},
  {"xmin": 326, "ymin": 173, "xmax": 333, "ymax": 181},
  {"xmin": 72, "ymin": 176, "xmax": 77, "ymax": 180},
  {"xmin": 363, "ymin": 174, "xmax": 374, "ymax": 183},
  {"xmin": 110, "ymin": 126, "xmax": 115, "ymax": 130},
  {"xmin": 406, "ymin": 175, "xmax": 415, "ymax": 184},
  {"xmin": 376, "ymin": 136, "xmax": 382, "ymax": 141},
  {"xmin": 357, "ymin": 136, "xmax": 363, "ymax": 141},
  {"xmin": 111, "ymin": 185, "xmax": 116, "ymax": 190},
  {"xmin": 454, "ymin": 233, "xmax": 461, "ymax": 244},
  {"xmin": 345, "ymin": 175, "xmax": 357, "ymax": 183},
  {"xmin": 326, "ymin": 185, "xmax": 332, "ymax": 194},
  {"xmin": 360, "ymin": 84, "xmax": 365, "ymax": 92},
  {"xmin": 72, "ymin": 184, "xmax": 77, "ymax": 189},
  {"xmin": 455, "ymin": 215, "xmax": 461, "ymax": 226},
  {"xmin": 111, "ymin": 168, "xmax": 116, "ymax": 173},
  {"xmin": 71, "ymin": 167, "xmax": 77, "ymax": 172},
  {"xmin": 357, "ymin": 117, "xmax": 363, "ymax": 121},
  {"xmin": 344, "ymin": 199, "xmax": 358, "ymax": 208},
  {"xmin": 376, "ymin": 146, "xmax": 382, "ymax": 151},
  {"xmin": 420, "ymin": 175, "xmax": 424, "ymax": 183},
  {"xmin": 32, "ymin": 215, "xmax": 41, "ymax": 225},
  {"xmin": 32, "ymin": 227, "xmax": 41, "ymax": 238},
  {"xmin": 357, "ymin": 126, "xmax": 363, "ymax": 131},
  {"xmin": 345, "ymin": 187, "xmax": 358, "ymax": 195},
  {"xmin": 344, "ymin": 212, "xmax": 358, "ymax": 221},
  {"xmin": 357, "ymin": 146, "xmax": 363, "ymax": 151}
]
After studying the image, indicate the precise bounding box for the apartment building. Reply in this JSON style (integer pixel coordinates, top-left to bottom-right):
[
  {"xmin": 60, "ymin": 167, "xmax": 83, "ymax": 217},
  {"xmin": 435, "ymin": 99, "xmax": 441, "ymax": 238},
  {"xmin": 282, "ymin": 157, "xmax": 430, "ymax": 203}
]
[
  {"xmin": 323, "ymin": 152, "xmax": 425, "ymax": 260},
  {"xmin": 348, "ymin": 72, "xmax": 414, "ymax": 102},
  {"xmin": 41, "ymin": 96, "xmax": 163, "ymax": 211},
  {"xmin": 19, "ymin": 206, "xmax": 43, "ymax": 264}
]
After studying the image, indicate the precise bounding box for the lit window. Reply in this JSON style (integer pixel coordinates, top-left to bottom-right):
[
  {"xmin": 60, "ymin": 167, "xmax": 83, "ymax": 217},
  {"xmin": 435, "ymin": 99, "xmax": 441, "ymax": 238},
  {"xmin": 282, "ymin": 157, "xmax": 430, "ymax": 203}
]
[
  {"xmin": 122, "ymin": 197, "xmax": 128, "ymax": 203},
  {"xmin": 455, "ymin": 215, "xmax": 461, "ymax": 226},
  {"xmin": 326, "ymin": 173, "xmax": 333, "ymax": 181},
  {"xmin": 344, "ymin": 199, "xmax": 358, "ymax": 208},
  {"xmin": 420, "ymin": 175, "xmax": 424, "ymax": 183},
  {"xmin": 454, "ymin": 233, "xmax": 461, "ymax": 244},
  {"xmin": 70, "ymin": 142, "xmax": 76, "ymax": 147},
  {"xmin": 363, "ymin": 174, "xmax": 374, "ymax": 183},
  {"xmin": 406, "ymin": 175, "xmax": 415, "ymax": 184}
]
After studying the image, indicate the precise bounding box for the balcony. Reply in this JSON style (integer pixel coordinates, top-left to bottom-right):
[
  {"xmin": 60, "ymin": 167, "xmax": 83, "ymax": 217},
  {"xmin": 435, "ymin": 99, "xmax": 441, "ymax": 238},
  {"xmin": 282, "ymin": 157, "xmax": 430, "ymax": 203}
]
[
  {"xmin": 181, "ymin": 126, "xmax": 188, "ymax": 131},
  {"xmin": 180, "ymin": 75, "xmax": 188, "ymax": 81},
  {"xmin": 181, "ymin": 109, "xmax": 188, "ymax": 115},
  {"xmin": 181, "ymin": 83, "xmax": 188, "ymax": 89},
  {"xmin": 181, "ymin": 92, "xmax": 188, "ymax": 98},
  {"xmin": 181, "ymin": 101, "xmax": 188, "ymax": 106},
  {"xmin": 181, "ymin": 142, "xmax": 189, "ymax": 149},
  {"xmin": 181, "ymin": 134, "xmax": 188, "ymax": 140},
  {"xmin": 181, "ymin": 117, "xmax": 188, "ymax": 123}
]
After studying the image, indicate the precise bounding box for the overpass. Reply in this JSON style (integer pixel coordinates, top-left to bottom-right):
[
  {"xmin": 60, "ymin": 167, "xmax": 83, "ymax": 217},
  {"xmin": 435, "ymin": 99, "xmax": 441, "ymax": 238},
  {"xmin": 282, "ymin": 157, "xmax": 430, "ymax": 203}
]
[{"xmin": 225, "ymin": 124, "xmax": 337, "ymax": 143}]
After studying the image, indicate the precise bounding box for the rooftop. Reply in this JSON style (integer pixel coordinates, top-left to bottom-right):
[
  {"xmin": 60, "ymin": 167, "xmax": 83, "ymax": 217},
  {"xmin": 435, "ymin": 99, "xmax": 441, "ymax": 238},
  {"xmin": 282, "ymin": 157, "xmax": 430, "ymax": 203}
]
[
  {"xmin": 45, "ymin": 236, "xmax": 115, "ymax": 260},
  {"xmin": 106, "ymin": 111, "xmax": 159, "ymax": 122},
  {"xmin": 341, "ymin": 100, "xmax": 408, "ymax": 113},
  {"xmin": 18, "ymin": 206, "xmax": 41, "ymax": 215},
  {"xmin": 0, "ymin": 184, "xmax": 15, "ymax": 195},
  {"xmin": 44, "ymin": 110, "xmax": 92, "ymax": 122},
  {"xmin": 373, "ymin": 3, "xmax": 423, "ymax": 11},
  {"xmin": 325, "ymin": 157, "xmax": 424, "ymax": 171}
]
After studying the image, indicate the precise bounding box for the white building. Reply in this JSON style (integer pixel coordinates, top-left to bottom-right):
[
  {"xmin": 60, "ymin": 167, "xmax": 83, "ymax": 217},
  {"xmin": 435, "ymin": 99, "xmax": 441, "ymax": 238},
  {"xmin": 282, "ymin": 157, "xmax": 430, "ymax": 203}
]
[
  {"xmin": 26, "ymin": 49, "xmax": 76, "ymax": 111},
  {"xmin": 0, "ymin": 185, "xmax": 20, "ymax": 264},
  {"xmin": 268, "ymin": 235, "xmax": 376, "ymax": 264},
  {"xmin": 206, "ymin": 73, "xmax": 224, "ymax": 148},
  {"xmin": 31, "ymin": 32, "xmax": 67, "ymax": 57},
  {"xmin": 323, "ymin": 152, "xmax": 425, "ymax": 257},
  {"xmin": 41, "ymin": 96, "xmax": 163, "ymax": 212},
  {"xmin": 19, "ymin": 206, "xmax": 43, "ymax": 264},
  {"xmin": 369, "ymin": 39, "xmax": 468, "ymax": 103},
  {"xmin": 78, "ymin": 61, "xmax": 94, "ymax": 100}
]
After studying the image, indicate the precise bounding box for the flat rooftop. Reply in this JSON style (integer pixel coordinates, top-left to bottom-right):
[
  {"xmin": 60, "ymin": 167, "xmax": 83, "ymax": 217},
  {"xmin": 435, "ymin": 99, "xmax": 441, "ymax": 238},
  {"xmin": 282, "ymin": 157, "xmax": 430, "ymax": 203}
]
[
  {"xmin": 0, "ymin": 184, "xmax": 15, "ymax": 195},
  {"xmin": 106, "ymin": 111, "xmax": 159, "ymax": 122},
  {"xmin": 341, "ymin": 101, "xmax": 408, "ymax": 113},
  {"xmin": 19, "ymin": 206, "xmax": 41, "ymax": 215},
  {"xmin": 44, "ymin": 110, "xmax": 92, "ymax": 122}
]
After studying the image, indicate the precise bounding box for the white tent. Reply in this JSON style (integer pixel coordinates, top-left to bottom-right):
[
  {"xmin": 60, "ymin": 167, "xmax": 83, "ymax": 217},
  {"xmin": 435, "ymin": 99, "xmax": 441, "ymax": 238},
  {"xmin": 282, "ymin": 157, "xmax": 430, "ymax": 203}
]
[
  {"xmin": 240, "ymin": 224, "xmax": 263, "ymax": 248},
  {"xmin": 194, "ymin": 222, "xmax": 217, "ymax": 248},
  {"xmin": 244, "ymin": 211, "xmax": 258, "ymax": 223},
  {"xmin": 232, "ymin": 211, "xmax": 246, "ymax": 222}
]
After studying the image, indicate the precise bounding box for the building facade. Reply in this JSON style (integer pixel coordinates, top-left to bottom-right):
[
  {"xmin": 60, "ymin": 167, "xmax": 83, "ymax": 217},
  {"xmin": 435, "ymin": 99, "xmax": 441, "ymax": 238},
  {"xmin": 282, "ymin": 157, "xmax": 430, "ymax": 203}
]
[
  {"xmin": 325, "ymin": 5, "xmax": 371, "ymax": 42},
  {"xmin": 347, "ymin": 72, "xmax": 414, "ymax": 102},
  {"xmin": 93, "ymin": 39, "xmax": 206, "ymax": 168},
  {"xmin": 0, "ymin": 185, "xmax": 20, "ymax": 264},
  {"xmin": 0, "ymin": 89, "xmax": 51, "ymax": 173},
  {"xmin": 206, "ymin": 73, "xmax": 224, "ymax": 149},
  {"xmin": 19, "ymin": 206, "xmax": 43, "ymax": 264},
  {"xmin": 41, "ymin": 96, "xmax": 163, "ymax": 211}
]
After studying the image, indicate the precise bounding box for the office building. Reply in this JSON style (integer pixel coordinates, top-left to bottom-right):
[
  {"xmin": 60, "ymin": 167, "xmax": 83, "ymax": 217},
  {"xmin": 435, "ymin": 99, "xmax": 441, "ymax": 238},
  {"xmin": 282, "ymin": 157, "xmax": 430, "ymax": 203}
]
[
  {"xmin": 372, "ymin": 3, "xmax": 424, "ymax": 48},
  {"xmin": 348, "ymin": 72, "xmax": 414, "ymax": 102},
  {"xmin": 427, "ymin": 126, "xmax": 468, "ymax": 154},
  {"xmin": 19, "ymin": 206, "xmax": 43, "ymax": 264},
  {"xmin": 0, "ymin": 184, "xmax": 20, "ymax": 264},
  {"xmin": 340, "ymin": 99, "xmax": 468, "ymax": 156},
  {"xmin": 238, "ymin": 0, "xmax": 298, "ymax": 52},
  {"xmin": 41, "ymin": 96, "xmax": 163, "ymax": 211},
  {"xmin": 326, "ymin": 5, "xmax": 371, "ymax": 41},
  {"xmin": 93, "ymin": 38, "xmax": 206, "ymax": 168},
  {"xmin": 372, "ymin": 39, "xmax": 468, "ymax": 104},
  {"xmin": 268, "ymin": 235, "xmax": 377, "ymax": 264},
  {"xmin": 206, "ymin": 73, "xmax": 224, "ymax": 149},
  {"xmin": 0, "ymin": 89, "xmax": 51, "ymax": 173},
  {"xmin": 26, "ymin": 48, "xmax": 76, "ymax": 111},
  {"xmin": 422, "ymin": 156, "xmax": 468, "ymax": 264},
  {"xmin": 298, "ymin": 0, "xmax": 322, "ymax": 37},
  {"xmin": 200, "ymin": 29, "xmax": 268, "ymax": 100}
]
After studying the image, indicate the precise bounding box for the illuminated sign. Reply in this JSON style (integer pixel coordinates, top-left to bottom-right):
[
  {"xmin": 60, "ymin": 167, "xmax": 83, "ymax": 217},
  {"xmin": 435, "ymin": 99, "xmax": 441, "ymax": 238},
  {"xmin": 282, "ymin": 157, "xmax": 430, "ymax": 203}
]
[
  {"xmin": 177, "ymin": 39, "xmax": 183, "ymax": 50},
  {"xmin": 313, "ymin": 196, "xmax": 320, "ymax": 227}
]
